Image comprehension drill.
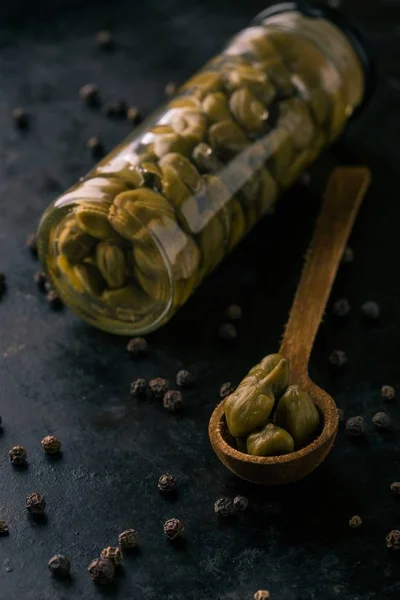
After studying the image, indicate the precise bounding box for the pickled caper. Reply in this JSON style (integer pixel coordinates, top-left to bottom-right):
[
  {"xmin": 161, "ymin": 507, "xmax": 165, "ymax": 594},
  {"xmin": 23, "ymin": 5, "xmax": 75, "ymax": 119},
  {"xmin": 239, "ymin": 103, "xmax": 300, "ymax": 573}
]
[
  {"xmin": 247, "ymin": 423, "xmax": 294, "ymax": 457},
  {"xmin": 274, "ymin": 385, "xmax": 321, "ymax": 448}
]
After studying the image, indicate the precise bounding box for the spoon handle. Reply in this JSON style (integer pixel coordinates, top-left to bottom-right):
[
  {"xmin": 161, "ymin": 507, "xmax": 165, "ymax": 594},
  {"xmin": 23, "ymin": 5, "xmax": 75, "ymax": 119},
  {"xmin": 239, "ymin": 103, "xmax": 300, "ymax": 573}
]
[{"xmin": 279, "ymin": 166, "xmax": 371, "ymax": 380}]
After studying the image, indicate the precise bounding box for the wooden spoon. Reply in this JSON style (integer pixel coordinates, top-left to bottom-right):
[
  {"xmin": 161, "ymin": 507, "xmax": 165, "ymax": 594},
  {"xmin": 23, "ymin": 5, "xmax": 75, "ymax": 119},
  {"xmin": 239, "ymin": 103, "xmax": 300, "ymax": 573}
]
[{"xmin": 209, "ymin": 166, "xmax": 371, "ymax": 485}]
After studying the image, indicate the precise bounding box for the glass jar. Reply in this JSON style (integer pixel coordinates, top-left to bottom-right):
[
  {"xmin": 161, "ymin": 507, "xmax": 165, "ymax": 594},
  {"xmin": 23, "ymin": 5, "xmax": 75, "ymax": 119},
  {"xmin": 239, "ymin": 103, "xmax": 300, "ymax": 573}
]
[{"xmin": 37, "ymin": 1, "xmax": 372, "ymax": 335}]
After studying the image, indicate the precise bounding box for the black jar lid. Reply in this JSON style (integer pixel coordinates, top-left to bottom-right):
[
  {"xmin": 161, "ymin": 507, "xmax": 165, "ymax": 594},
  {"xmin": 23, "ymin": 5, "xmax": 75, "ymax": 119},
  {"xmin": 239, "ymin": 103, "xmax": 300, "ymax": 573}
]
[{"xmin": 252, "ymin": 1, "xmax": 375, "ymax": 120}]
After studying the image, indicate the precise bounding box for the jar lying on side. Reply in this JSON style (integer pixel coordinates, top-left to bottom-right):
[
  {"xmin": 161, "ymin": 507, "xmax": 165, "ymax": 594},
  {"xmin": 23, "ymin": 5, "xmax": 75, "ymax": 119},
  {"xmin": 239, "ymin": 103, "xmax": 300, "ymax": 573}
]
[{"xmin": 37, "ymin": 2, "xmax": 371, "ymax": 335}]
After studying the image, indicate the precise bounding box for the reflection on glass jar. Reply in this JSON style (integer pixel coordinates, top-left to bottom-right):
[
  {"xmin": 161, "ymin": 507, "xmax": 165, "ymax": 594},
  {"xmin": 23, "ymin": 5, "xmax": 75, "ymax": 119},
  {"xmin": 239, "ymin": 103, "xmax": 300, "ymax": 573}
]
[{"xmin": 37, "ymin": 3, "xmax": 371, "ymax": 335}]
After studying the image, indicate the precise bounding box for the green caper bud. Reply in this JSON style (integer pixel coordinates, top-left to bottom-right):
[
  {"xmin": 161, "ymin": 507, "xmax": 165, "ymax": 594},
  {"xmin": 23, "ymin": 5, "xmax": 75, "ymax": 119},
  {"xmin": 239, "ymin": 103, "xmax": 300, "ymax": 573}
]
[
  {"xmin": 274, "ymin": 385, "xmax": 321, "ymax": 449},
  {"xmin": 181, "ymin": 71, "xmax": 222, "ymax": 98},
  {"xmin": 257, "ymin": 59, "xmax": 295, "ymax": 99},
  {"xmin": 202, "ymin": 92, "xmax": 231, "ymax": 122},
  {"xmin": 102, "ymin": 283, "xmax": 152, "ymax": 312},
  {"xmin": 75, "ymin": 202, "xmax": 119, "ymax": 241},
  {"xmin": 229, "ymin": 87, "xmax": 268, "ymax": 134},
  {"xmin": 73, "ymin": 263, "xmax": 106, "ymax": 296},
  {"xmin": 171, "ymin": 109, "xmax": 207, "ymax": 145},
  {"xmin": 256, "ymin": 353, "xmax": 289, "ymax": 398},
  {"xmin": 96, "ymin": 242, "xmax": 127, "ymax": 289},
  {"xmin": 168, "ymin": 96, "xmax": 201, "ymax": 110},
  {"xmin": 191, "ymin": 143, "xmax": 222, "ymax": 173},
  {"xmin": 95, "ymin": 161, "xmax": 144, "ymax": 188},
  {"xmin": 139, "ymin": 162, "xmax": 162, "ymax": 191},
  {"xmin": 224, "ymin": 63, "xmax": 275, "ymax": 104},
  {"xmin": 113, "ymin": 188, "xmax": 174, "ymax": 233},
  {"xmin": 208, "ymin": 119, "xmax": 249, "ymax": 159},
  {"xmin": 57, "ymin": 217, "xmax": 94, "ymax": 264},
  {"xmin": 159, "ymin": 153, "xmax": 203, "ymax": 193},
  {"xmin": 154, "ymin": 131, "xmax": 192, "ymax": 158},
  {"xmin": 225, "ymin": 383, "xmax": 275, "ymax": 439},
  {"xmin": 247, "ymin": 423, "xmax": 294, "ymax": 457}
]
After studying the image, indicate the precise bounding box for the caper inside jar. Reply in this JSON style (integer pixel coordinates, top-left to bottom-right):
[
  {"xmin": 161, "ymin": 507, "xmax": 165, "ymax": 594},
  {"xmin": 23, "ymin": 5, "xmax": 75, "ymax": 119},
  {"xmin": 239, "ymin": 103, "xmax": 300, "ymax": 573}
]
[
  {"xmin": 224, "ymin": 353, "xmax": 321, "ymax": 456},
  {"xmin": 37, "ymin": 5, "xmax": 368, "ymax": 335}
]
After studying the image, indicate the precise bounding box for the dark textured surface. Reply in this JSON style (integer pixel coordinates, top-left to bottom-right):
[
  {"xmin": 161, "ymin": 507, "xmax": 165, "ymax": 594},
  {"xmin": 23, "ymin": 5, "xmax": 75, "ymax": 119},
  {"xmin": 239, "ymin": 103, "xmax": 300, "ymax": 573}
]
[{"xmin": 0, "ymin": 1, "xmax": 399, "ymax": 598}]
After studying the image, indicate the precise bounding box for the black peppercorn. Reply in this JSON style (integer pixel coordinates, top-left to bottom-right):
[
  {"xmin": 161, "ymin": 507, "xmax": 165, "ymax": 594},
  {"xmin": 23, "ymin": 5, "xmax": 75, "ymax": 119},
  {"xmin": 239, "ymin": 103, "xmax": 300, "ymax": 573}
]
[
  {"xmin": 41, "ymin": 435, "xmax": 62, "ymax": 454},
  {"xmin": 88, "ymin": 557, "xmax": 115, "ymax": 584},
  {"xmin": 0, "ymin": 521, "xmax": 9, "ymax": 535},
  {"xmin": 254, "ymin": 591, "xmax": 270, "ymax": 600},
  {"xmin": 34, "ymin": 270, "xmax": 47, "ymax": 292},
  {"xmin": 79, "ymin": 83, "xmax": 100, "ymax": 107},
  {"xmin": 329, "ymin": 350, "xmax": 347, "ymax": 367},
  {"xmin": 0, "ymin": 273, "xmax": 6, "ymax": 298},
  {"xmin": 102, "ymin": 100, "xmax": 127, "ymax": 119},
  {"xmin": 126, "ymin": 336, "xmax": 148, "ymax": 357},
  {"xmin": 390, "ymin": 482, "xmax": 400, "ymax": 497},
  {"xmin": 361, "ymin": 300, "xmax": 380, "ymax": 320},
  {"xmin": 225, "ymin": 304, "xmax": 242, "ymax": 321},
  {"xmin": 118, "ymin": 528, "xmax": 139, "ymax": 550},
  {"xmin": 130, "ymin": 377, "xmax": 148, "ymax": 397},
  {"xmin": 233, "ymin": 495, "xmax": 248, "ymax": 513},
  {"xmin": 48, "ymin": 554, "xmax": 71, "ymax": 578},
  {"xmin": 26, "ymin": 233, "xmax": 38, "ymax": 257},
  {"xmin": 9, "ymin": 445, "xmax": 27, "ymax": 465},
  {"xmin": 163, "ymin": 390, "xmax": 183, "ymax": 412},
  {"xmin": 12, "ymin": 107, "xmax": 29, "ymax": 129},
  {"xmin": 220, "ymin": 382, "xmax": 236, "ymax": 399},
  {"xmin": 372, "ymin": 412, "xmax": 390, "ymax": 430},
  {"xmin": 26, "ymin": 492, "xmax": 46, "ymax": 514},
  {"xmin": 176, "ymin": 369, "xmax": 193, "ymax": 388},
  {"xmin": 46, "ymin": 289, "xmax": 63, "ymax": 309},
  {"xmin": 345, "ymin": 416, "xmax": 366, "ymax": 438},
  {"xmin": 165, "ymin": 81, "xmax": 178, "ymax": 97},
  {"xmin": 342, "ymin": 246, "xmax": 354, "ymax": 264},
  {"xmin": 95, "ymin": 30, "xmax": 115, "ymax": 50},
  {"xmin": 127, "ymin": 106, "xmax": 142, "ymax": 125},
  {"xmin": 149, "ymin": 377, "xmax": 169, "ymax": 400},
  {"xmin": 386, "ymin": 530, "xmax": 400, "ymax": 551},
  {"xmin": 218, "ymin": 322, "xmax": 237, "ymax": 342},
  {"xmin": 349, "ymin": 515, "xmax": 362, "ymax": 529},
  {"xmin": 158, "ymin": 473, "xmax": 176, "ymax": 493},
  {"xmin": 214, "ymin": 497, "xmax": 234, "ymax": 517},
  {"xmin": 163, "ymin": 518, "xmax": 184, "ymax": 541},
  {"xmin": 87, "ymin": 136, "xmax": 105, "ymax": 159},
  {"xmin": 381, "ymin": 385, "xmax": 395, "ymax": 401},
  {"xmin": 100, "ymin": 546, "xmax": 123, "ymax": 566},
  {"xmin": 332, "ymin": 298, "xmax": 351, "ymax": 317}
]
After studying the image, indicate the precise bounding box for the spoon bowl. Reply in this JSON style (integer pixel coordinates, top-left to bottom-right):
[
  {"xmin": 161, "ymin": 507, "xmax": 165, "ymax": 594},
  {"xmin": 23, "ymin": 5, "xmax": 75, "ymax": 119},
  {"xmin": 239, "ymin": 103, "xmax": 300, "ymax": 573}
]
[{"xmin": 209, "ymin": 167, "xmax": 371, "ymax": 485}]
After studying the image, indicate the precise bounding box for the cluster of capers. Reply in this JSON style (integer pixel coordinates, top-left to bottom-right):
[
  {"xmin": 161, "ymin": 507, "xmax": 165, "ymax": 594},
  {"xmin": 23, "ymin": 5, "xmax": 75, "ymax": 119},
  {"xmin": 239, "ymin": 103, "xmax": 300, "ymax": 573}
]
[
  {"xmin": 47, "ymin": 25, "xmax": 344, "ymax": 324},
  {"xmin": 224, "ymin": 353, "xmax": 321, "ymax": 457}
]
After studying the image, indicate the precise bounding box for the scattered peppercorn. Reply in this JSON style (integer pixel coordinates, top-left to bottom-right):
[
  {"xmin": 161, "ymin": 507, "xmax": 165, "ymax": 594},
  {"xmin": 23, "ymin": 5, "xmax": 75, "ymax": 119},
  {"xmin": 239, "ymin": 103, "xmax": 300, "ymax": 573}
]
[
  {"xmin": 41, "ymin": 435, "xmax": 61, "ymax": 454},
  {"xmin": 100, "ymin": 546, "xmax": 123, "ymax": 566},
  {"xmin": 218, "ymin": 322, "xmax": 237, "ymax": 342},
  {"xmin": 163, "ymin": 518, "xmax": 184, "ymax": 541},
  {"xmin": 233, "ymin": 495, "xmax": 249, "ymax": 513},
  {"xmin": 118, "ymin": 528, "xmax": 139, "ymax": 550},
  {"xmin": 9, "ymin": 445, "xmax": 27, "ymax": 465},
  {"xmin": 381, "ymin": 385, "xmax": 395, "ymax": 401},
  {"xmin": 26, "ymin": 233, "xmax": 38, "ymax": 257},
  {"xmin": 46, "ymin": 289, "xmax": 63, "ymax": 309},
  {"xmin": 372, "ymin": 412, "xmax": 390, "ymax": 430},
  {"xmin": 0, "ymin": 521, "xmax": 9, "ymax": 535},
  {"xmin": 102, "ymin": 100, "xmax": 127, "ymax": 119},
  {"xmin": 214, "ymin": 497, "xmax": 234, "ymax": 517},
  {"xmin": 88, "ymin": 557, "xmax": 115, "ymax": 584},
  {"xmin": 386, "ymin": 530, "xmax": 400, "ymax": 551},
  {"xmin": 390, "ymin": 482, "xmax": 400, "ymax": 497},
  {"xmin": 126, "ymin": 336, "xmax": 148, "ymax": 357},
  {"xmin": 165, "ymin": 81, "xmax": 178, "ymax": 97},
  {"xmin": 329, "ymin": 349, "xmax": 347, "ymax": 367},
  {"xmin": 163, "ymin": 389, "xmax": 183, "ymax": 412},
  {"xmin": 12, "ymin": 107, "xmax": 29, "ymax": 129},
  {"xmin": 130, "ymin": 377, "xmax": 148, "ymax": 397},
  {"xmin": 349, "ymin": 515, "xmax": 362, "ymax": 529},
  {"xmin": 225, "ymin": 304, "xmax": 242, "ymax": 321},
  {"xmin": 26, "ymin": 492, "xmax": 46, "ymax": 514},
  {"xmin": 34, "ymin": 270, "xmax": 47, "ymax": 292},
  {"xmin": 345, "ymin": 416, "xmax": 366, "ymax": 438},
  {"xmin": 333, "ymin": 298, "xmax": 351, "ymax": 317},
  {"xmin": 95, "ymin": 30, "xmax": 115, "ymax": 50},
  {"xmin": 79, "ymin": 83, "xmax": 100, "ymax": 107},
  {"xmin": 342, "ymin": 246, "xmax": 354, "ymax": 263},
  {"xmin": 127, "ymin": 106, "xmax": 142, "ymax": 125},
  {"xmin": 87, "ymin": 136, "xmax": 105, "ymax": 159},
  {"xmin": 176, "ymin": 369, "xmax": 193, "ymax": 388},
  {"xmin": 158, "ymin": 473, "xmax": 176, "ymax": 493},
  {"xmin": 254, "ymin": 591, "xmax": 270, "ymax": 600},
  {"xmin": 220, "ymin": 382, "xmax": 236, "ymax": 399},
  {"xmin": 0, "ymin": 273, "xmax": 6, "ymax": 298},
  {"xmin": 149, "ymin": 377, "xmax": 169, "ymax": 400},
  {"xmin": 48, "ymin": 554, "xmax": 71, "ymax": 578},
  {"xmin": 361, "ymin": 300, "xmax": 380, "ymax": 320}
]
